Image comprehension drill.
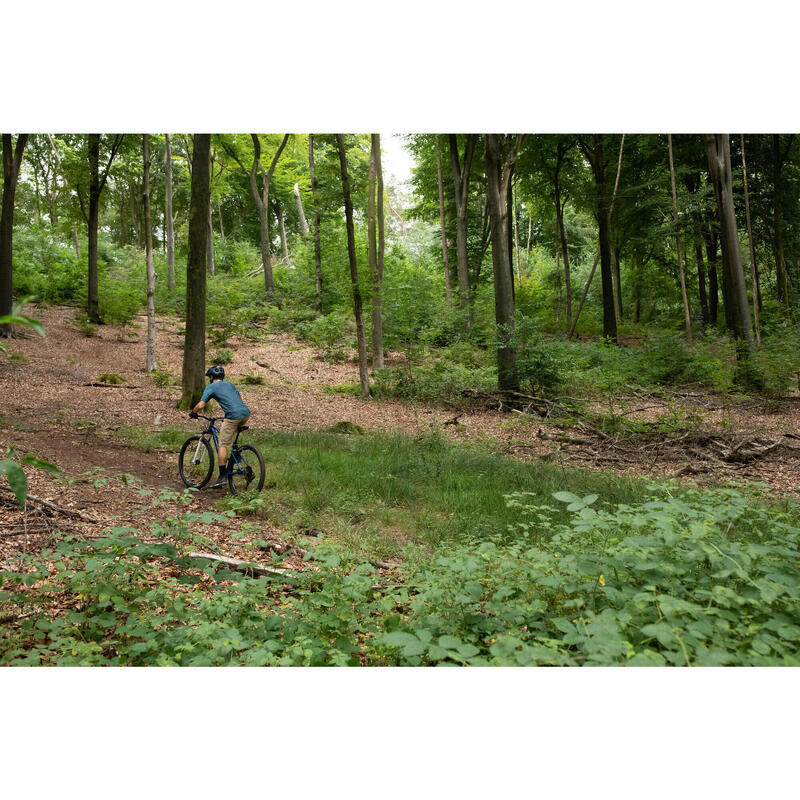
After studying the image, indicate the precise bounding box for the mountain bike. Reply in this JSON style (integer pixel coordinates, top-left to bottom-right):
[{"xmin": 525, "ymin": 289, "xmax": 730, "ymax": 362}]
[{"xmin": 178, "ymin": 415, "xmax": 265, "ymax": 495}]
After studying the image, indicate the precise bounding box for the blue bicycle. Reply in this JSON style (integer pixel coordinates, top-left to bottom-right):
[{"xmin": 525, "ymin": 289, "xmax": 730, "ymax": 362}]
[{"xmin": 178, "ymin": 415, "xmax": 265, "ymax": 494}]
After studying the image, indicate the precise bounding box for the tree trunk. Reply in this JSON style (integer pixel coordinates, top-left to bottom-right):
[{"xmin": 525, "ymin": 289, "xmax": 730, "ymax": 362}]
[
  {"xmin": 73, "ymin": 222, "xmax": 80, "ymax": 261},
  {"xmin": 336, "ymin": 134, "xmax": 370, "ymax": 398},
  {"xmin": 704, "ymin": 227, "xmax": 720, "ymax": 326},
  {"xmin": 217, "ymin": 203, "xmax": 225, "ymax": 241},
  {"xmin": 119, "ymin": 195, "xmax": 127, "ymax": 247},
  {"xmin": 740, "ymin": 134, "xmax": 761, "ymax": 344},
  {"xmin": 278, "ymin": 201, "xmax": 289, "ymax": 262},
  {"xmin": 374, "ymin": 134, "xmax": 385, "ymax": 369},
  {"xmin": 165, "ymin": 133, "xmax": 175, "ymax": 290},
  {"xmin": 293, "ymin": 182, "xmax": 309, "ymax": 237},
  {"xmin": 773, "ymin": 134, "xmax": 789, "ymax": 307},
  {"xmin": 206, "ymin": 203, "xmax": 215, "ymax": 275},
  {"xmin": 1, "ymin": 134, "xmax": 29, "ymax": 335},
  {"xmin": 611, "ymin": 246, "xmax": 623, "ymax": 323},
  {"xmin": 179, "ymin": 134, "xmax": 211, "ymax": 410},
  {"xmin": 704, "ymin": 134, "xmax": 753, "ymax": 348},
  {"xmin": 512, "ymin": 184, "xmax": 520, "ymax": 280},
  {"xmin": 667, "ymin": 133, "xmax": 693, "ymax": 344},
  {"xmin": 308, "ymin": 134, "xmax": 323, "ymax": 312},
  {"xmin": 436, "ymin": 150, "xmax": 454, "ymax": 302},
  {"xmin": 572, "ymin": 135, "xmax": 624, "ymax": 342},
  {"xmin": 694, "ymin": 234, "xmax": 710, "ymax": 325},
  {"xmin": 143, "ymin": 134, "xmax": 157, "ymax": 371},
  {"xmin": 249, "ymin": 134, "xmax": 290, "ymax": 298},
  {"xmin": 87, "ymin": 134, "xmax": 101, "ymax": 323},
  {"xmin": 485, "ymin": 134, "xmax": 525, "ymax": 395},
  {"xmin": 554, "ymin": 189, "xmax": 572, "ymax": 322},
  {"xmin": 449, "ymin": 134, "xmax": 476, "ymax": 326}
]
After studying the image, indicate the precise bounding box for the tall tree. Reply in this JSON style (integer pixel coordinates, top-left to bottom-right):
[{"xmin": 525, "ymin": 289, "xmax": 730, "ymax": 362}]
[
  {"xmin": 336, "ymin": 134, "xmax": 370, "ymax": 398},
  {"xmin": 0, "ymin": 134, "xmax": 28, "ymax": 336},
  {"xmin": 772, "ymin": 134, "xmax": 794, "ymax": 307},
  {"xmin": 142, "ymin": 134, "xmax": 157, "ymax": 371},
  {"xmin": 578, "ymin": 134, "xmax": 619, "ymax": 343},
  {"xmin": 368, "ymin": 134, "xmax": 385, "ymax": 369},
  {"xmin": 449, "ymin": 134, "xmax": 477, "ymax": 325},
  {"xmin": 704, "ymin": 134, "xmax": 753, "ymax": 348},
  {"xmin": 164, "ymin": 133, "xmax": 176, "ymax": 290},
  {"xmin": 436, "ymin": 147, "xmax": 453, "ymax": 302},
  {"xmin": 553, "ymin": 138, "xmax": 575, "ymax": 321},
  {"xmin": 308, "ymin": 134, "xmax": 323, "ymax": 311},
  {"xmin": 80, "ymin": 134, "xmax": 123, "ymax": 323},
  {"xmin": 179, "ymin": 134, "xmax": 211, "ymax": 410},
  {"xmin": 740, "ymin": 134, "xmax": 761, "ymax": 344},
  {"xmin": 485, "ymin": 133, "xmax": 526, "ymax": 394},
  {"xmin": 667, "ymin": 134, "xmax": 693, "ymax": 344}
]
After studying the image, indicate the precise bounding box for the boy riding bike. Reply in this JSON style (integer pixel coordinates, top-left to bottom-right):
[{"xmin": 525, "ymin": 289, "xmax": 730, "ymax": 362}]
[{"xmin": 190, "ymin": 365, "xmax": 251, "ymax": 489}]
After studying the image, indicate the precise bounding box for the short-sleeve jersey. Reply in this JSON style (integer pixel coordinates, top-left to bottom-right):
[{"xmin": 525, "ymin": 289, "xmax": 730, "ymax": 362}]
[{"xmin": 200, "ymin": 380, "xmax": 250, "ymax": 419}]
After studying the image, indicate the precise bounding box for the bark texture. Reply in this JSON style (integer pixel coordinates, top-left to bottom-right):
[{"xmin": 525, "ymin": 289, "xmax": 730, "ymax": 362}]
[
  {"xmin": 667, "ymin": 134, "xmax": 693, "ymax": 344},
  {"xmin": 336, "ymin": 134, "xmax": 370, "ymax": 398},
  {"xmin": 165, "ymin": 133, "xmax": 175, "ymax": 290},
  {"xmin": 308, "ymin": 134, "xmax": 323, "ymax": 311},
  {"xmin": 293, "ymin": 183, "xmax": 309, "ymax": 236},
  {"xmin": 448, "ymin": 134, "xmax": 476, "ymax": 325},
  {"xmin": 143, "ymin": 134, "xmax": 157, "ymax": 371},
  {"xmin": 740, "ymin": 134, "xmax": 760, "ymax": 344},
  {"xmin": 179, "ymin": 134, "xmax": 211, "ymax": 410},
  {"xmin": 704, "ymin": 134, "xmax": 753, "ymax": 347},
  {"xmin": 0, "ymin": 134, "xmax": 28, "ymax": 334},
  {"xmin": 436, "ymin": 149, "xmax": 454, "ymax": 302},
  {"xmin": 485, "ymin": 134, "xmax": 526, "ymax": 394}
]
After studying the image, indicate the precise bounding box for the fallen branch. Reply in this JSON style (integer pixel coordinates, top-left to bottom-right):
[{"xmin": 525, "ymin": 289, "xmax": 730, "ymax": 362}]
[
  {"xmin": 0, "ymin": 487, "xmax": 101, "ymax": 523},
  {"xmin": 188, "ymin": 551, "xmax": 293, "ymax": 579},
  {"xmin": 83, "ymin": 382, "xmax": 137, "ymax": 389}
]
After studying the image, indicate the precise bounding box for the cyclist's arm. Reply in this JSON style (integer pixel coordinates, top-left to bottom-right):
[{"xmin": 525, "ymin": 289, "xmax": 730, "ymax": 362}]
[{"xmin": 192, "ymin": 399, "xmax": 207, "ymax": 414}]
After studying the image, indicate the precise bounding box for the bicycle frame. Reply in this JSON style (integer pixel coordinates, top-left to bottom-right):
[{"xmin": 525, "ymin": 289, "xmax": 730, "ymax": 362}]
[{"xmin": 192, "ymin": 416, "xmax": 247, "ymax": 472}]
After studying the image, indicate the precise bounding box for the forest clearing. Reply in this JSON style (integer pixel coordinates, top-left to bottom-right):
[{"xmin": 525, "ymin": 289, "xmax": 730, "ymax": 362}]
[{"xmin": 2, "ymin": 132, "xmax": 800, "ymax": 668}]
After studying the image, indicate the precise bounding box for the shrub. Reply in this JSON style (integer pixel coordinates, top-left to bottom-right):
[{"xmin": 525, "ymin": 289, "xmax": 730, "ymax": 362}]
[
  {"xmin": 211, "ymin": 349, "xmax": 233, "ymax": 365},
  {"xmin": 296, "ymin": 312, "xmax": 353, "ymax": 362}
]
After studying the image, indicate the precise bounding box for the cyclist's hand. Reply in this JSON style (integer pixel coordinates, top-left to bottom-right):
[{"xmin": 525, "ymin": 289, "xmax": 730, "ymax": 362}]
[{"xmin": 189, "ymin": 411, "xmax": 199, "ymax": 419}]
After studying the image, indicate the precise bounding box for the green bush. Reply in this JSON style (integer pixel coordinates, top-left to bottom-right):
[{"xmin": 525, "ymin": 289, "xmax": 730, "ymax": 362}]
[
  {"xmin": 372, "ymin": 359, "xmax": 496, "ymax": 406},
  {"xmin": 296, "ymin": 312, "xmax": 353, "ymax": 362},
  {"xmin": 211, "ymin": 349, "xmax": 233, "ymax": 365}
]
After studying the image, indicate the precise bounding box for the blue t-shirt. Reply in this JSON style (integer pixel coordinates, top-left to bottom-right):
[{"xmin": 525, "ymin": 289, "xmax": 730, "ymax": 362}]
[{"xmin": 200, "ymin": 380, "xmax": 250, "ymax": 419}]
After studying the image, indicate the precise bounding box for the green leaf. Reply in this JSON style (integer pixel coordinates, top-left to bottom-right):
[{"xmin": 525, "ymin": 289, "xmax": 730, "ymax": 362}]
[
  {"xmin": 438, "ymin": 635, "xmax": 463, "ymax": 650},
  {"xmin": 0, "ymin": 460, "xmax": 28, "ymax": 507},
  {"xmin": 20, "ymin": 454, "xmax": 60, "ymax": 474},
  {"xmin": 553, "ymin": 491, "xmax": 580, "ymax": 504}
]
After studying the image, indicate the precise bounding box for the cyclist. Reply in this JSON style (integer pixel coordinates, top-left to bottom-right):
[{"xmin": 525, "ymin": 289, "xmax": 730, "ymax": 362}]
[{"xmin": 190, "ymin": 365, "xmax": 251, "ymax": 489}]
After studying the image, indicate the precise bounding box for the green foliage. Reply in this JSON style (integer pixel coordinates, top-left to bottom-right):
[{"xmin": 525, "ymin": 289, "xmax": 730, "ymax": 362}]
[
  {"xmin": 240, "ymin": 373, "xmax": 266, "ymax": 385},
  {"xmin": 151, "ymin": 365, "xmax": 180, "ymax": 387},
  {"xmin": 97, "ymin": 373, "xmax": 124, "ymax": 385},
  {"xmin": 372, "ymin": 359, "xmax": 496, "ymax": 406},
  {"xmin": 0, "ymin": 449, "xmax": 60, "ymax": 508},
  {"xmin": 295, "ymin": 312, "xmax": 353, "ymax": 362},
  {"xmin": 71, "ymin": 312, "xmax": 97, "ymax": 337},
  {"xmin": 210, "ymin": 349, "xmax": 233, "ymax": 365}
]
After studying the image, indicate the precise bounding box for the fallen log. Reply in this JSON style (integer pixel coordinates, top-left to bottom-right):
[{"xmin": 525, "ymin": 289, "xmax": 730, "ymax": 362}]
[
  {"xmin": 0, "ymin": 487, "xmax": 101, "ymax": 522},
  {"xmin": 188, "ymin": 551, "xmax": 292, "ymax": 578}
]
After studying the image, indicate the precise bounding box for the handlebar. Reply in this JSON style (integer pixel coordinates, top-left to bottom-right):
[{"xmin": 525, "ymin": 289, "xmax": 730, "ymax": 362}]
[{"xmin": 190, "ymin": 414, "xmax": 224, "ymax": 422}]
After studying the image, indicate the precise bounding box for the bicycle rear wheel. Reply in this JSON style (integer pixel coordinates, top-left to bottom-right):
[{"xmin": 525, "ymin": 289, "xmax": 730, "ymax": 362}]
[
  {"xmin": 228, "ymin": 444, "xmax": 265, "ymax": 495},
  {"xmin": 179, "ymin": 435, "xmax": 215, "ymax": 488}
]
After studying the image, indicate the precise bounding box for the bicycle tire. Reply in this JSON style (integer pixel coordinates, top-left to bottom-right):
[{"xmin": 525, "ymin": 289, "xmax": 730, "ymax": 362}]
[
  {"xmin": 228, "ymin": 444, "xmax": 265, "ymax": 496},
  {"xmin": 179, "ymin": 435, "xmax": 215, "ymax": 488}
]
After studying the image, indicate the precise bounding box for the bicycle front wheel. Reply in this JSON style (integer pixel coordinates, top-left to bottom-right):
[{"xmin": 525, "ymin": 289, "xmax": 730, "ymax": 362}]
[
  {"xmin": 228, "ymin": 444, "xmax": 265, "ymax": 496},
  {"xmin": 179, "ymin": 435, "xmax": 215, "ymax": 488}
]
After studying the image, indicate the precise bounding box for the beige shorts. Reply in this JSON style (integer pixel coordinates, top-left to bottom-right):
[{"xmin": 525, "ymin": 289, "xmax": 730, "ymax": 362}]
[{"xmin": 218, "ymin": 416, "xmax": 250, "ymax": 452}]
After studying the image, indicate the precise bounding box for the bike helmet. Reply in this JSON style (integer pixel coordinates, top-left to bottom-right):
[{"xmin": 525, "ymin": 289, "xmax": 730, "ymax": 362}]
[{"xmin": 205, "ymin": 365, "xmax": 225, "ymax": 380}]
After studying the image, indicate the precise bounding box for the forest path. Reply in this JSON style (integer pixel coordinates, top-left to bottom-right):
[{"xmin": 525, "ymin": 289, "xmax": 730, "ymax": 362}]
[{"xmin": 3, "ymin": 305, "xmax": 800, "ymax": 511}]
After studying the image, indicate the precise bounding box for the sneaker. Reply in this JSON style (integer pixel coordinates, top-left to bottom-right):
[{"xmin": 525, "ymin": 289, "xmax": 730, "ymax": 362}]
[{"xmin": 209, "ymin": 476, "xmax": 227, "ymax": 489}]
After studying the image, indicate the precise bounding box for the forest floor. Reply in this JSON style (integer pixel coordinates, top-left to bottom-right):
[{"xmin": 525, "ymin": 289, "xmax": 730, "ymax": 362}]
[{"xmin": 3, "ymin": 304, "xmax": 800, "ymax": 567}]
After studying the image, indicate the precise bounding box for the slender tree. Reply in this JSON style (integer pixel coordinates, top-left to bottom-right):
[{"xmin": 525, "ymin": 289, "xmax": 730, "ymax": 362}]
[
  {"xmin": 485, "ymin": 133, "xmax": 526, "ymax": 394},
  {"xmin": 367, "ymin": 134, "xmax": 385, "ymax": 369},
  {"xmin": 449, "ymin": 134, "xmax": 477, "ymax": 325},
  {"xmin": 164, "ymin": 133, "xmax": 175, "ymax": 290},
  {"xmin": 142, "ymin": 134, "xmax": 157, "ymax": 371},
  {"xmin": 772, "ymin": 134, "xmax": 794, "ymax": 307},
  {"xmin": 667, "ymin": 134, "xmax": 693, "ymax": 344},
  {"xmin": 740, "ymin": 134, "xmax": 761, "ymax": 344},
  {"xmin": 308, "ymin": 134, "xmax": 323, "ymax": 311},
  {"xmin": 436, "ymin": 148, "xmax": 453, "ymax": 302},
  {"xmin": 179, "ymin": 134, "xmax": 211, "ymax": 410},
  {"xmin": 553, "ymin": 138, "xmax": 574, "ymax": 321},
  {"xmin": 703, "ymin": 134, "xmax": 753, "ymax": 348},
  {"xmin": 578, "ymin": 134, "xmax": 619, "ymax": 343},
  {"xmin": 278, "ymin": 200, "xmax": 290, "ymax": 262},
  {"xmin": 79, "ymin": 134, "xmax": 123, "ymax": 323},
  {"xmin": 336, "ymin": 134, "xmax": 370, "ymax": 398},
  {"xmin": 0, "ymin": 134, "xmax": 28, "ymax": 336},
  {"xmin": 293, "ymin": 182, "xmax": 309, "ymax": 236}
]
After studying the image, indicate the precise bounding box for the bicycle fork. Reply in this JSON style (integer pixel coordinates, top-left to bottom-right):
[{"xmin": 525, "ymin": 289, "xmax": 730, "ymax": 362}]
[{"xmin": 192, "ymin": 435, "xmax": 209, "ymax": 465}]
